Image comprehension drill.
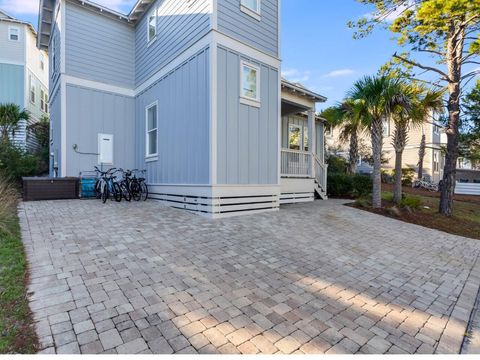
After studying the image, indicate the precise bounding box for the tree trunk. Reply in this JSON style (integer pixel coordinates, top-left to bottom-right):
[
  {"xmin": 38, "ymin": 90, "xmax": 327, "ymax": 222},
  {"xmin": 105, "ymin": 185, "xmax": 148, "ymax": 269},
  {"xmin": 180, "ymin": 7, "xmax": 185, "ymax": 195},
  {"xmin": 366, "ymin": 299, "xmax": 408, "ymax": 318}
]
[
  {"xmin": 439, "ymin": 25, "xmax": 463, "ymax": 216},
  {"xmin": 417, "ymin": 134, "xmax": 426, "ymax": 179},
  {"xmin": 371, "ymin": 118, "xmax": 383, "ymax": 208},
  {"xmin": 393, "ymin": 151, "xmax": 403, "ymax": 204},
  {"xmin": 349, "ymin": 132, "xmax": 359, "ymax": 175}
]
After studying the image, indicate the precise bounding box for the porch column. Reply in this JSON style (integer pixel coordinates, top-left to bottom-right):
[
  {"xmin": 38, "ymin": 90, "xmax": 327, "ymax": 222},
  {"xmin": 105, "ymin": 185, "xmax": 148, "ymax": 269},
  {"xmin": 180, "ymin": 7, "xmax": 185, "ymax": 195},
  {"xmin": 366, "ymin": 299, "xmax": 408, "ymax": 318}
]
[{"xmin": 308, "ymin": 108, "xmax": 316, "ymax": 177}]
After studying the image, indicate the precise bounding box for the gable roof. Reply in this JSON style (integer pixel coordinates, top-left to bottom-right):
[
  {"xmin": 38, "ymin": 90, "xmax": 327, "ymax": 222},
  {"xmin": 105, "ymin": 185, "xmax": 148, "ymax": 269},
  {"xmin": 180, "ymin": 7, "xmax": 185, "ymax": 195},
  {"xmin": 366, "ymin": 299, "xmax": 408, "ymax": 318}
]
[
  {"xmin": 0, "ymin": 7, "xmax": 38, "ymax": 36},
  {"xmin": 281, "ymin": 78, "xmax": 327, "ymax": 103}
]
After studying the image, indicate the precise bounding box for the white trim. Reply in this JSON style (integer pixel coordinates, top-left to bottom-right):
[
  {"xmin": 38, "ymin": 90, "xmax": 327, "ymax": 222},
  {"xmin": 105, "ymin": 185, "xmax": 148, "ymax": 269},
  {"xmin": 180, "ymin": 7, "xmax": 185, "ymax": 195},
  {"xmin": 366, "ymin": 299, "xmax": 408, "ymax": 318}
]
[
  {"xmin": 210, "ymin": 40, "xmax": 218, "ymax": 185},
  {"xmin": 145, "ymin": 101, "xmax": 158, "ymax": 158},
  {"xmin": 146, "ymin": 8, "xmax": 157, "ymax": 46},
  {"xmin": 63, "ymin": 74, "xmax": 135, "ymax": 97},
  {"xmin": 60, "ymin": 76, "xmax": 67, "ymax": 176},
  {"xmin": 8, "ymin": 25, "xmax": 20, "ymax": 41},
  {"xmin": 210, "ymin": 0, "xmax": 217, "ymax": 31},
  {"xmin": 239, "ymin": 97, "xmax": 261, "ymax": 108},
  {"xmin": 240, "ymin": 4, "xmax": 261, "ymax": 21},
  {"xmin": 277, "ymin": 51, "xmax": 281, "ymax": 186},
  {"xmin": 240, "ymin": 60, "xmax": 260, "ymax": 102},
  {"xmin": 60, "ymin": 0, "xmax": 66, "ymax": 75},
  {"xmin": 0, "ymin": 59, "xmax": 25, "ymax": 66}
]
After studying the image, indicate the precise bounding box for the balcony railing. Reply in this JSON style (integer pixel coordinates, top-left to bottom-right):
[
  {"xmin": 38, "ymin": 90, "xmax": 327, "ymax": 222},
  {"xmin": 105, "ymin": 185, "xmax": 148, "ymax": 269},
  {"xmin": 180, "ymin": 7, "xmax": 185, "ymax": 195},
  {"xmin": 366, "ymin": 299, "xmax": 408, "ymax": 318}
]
[{"xmin": 281, "ymin": 149, "xmax": 312, "ymax": 177}]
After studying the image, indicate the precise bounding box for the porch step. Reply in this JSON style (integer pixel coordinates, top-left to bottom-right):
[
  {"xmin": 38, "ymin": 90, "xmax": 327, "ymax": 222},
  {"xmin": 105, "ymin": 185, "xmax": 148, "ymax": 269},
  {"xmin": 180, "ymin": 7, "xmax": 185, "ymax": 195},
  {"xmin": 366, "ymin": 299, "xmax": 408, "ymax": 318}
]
[{"xmin": 314, "ymin": 180, "xmax": 328, "ymax": 200}]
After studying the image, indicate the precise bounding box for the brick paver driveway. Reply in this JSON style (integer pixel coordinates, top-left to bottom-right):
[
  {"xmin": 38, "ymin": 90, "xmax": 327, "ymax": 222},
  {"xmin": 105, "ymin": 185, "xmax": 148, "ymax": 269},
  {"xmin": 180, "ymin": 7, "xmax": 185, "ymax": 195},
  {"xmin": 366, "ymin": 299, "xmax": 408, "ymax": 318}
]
[{"xmin": 19, "ymin": 199, "xmax": 480, "ymax": 354}]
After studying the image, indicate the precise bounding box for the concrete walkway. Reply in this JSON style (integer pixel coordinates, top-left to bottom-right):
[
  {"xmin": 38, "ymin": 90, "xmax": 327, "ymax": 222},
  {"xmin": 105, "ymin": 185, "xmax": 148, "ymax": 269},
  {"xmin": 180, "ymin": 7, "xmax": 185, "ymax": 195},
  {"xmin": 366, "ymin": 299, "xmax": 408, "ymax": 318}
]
[{"xmin": 19, "ymin": 199, "xmax": 480, "ymax": 354}]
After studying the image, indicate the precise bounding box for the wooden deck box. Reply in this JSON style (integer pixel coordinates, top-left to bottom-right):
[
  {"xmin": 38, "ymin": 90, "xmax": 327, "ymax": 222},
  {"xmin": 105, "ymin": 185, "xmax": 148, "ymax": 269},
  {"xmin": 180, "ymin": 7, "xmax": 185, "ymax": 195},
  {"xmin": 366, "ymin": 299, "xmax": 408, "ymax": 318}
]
[{"xmin": 22, "ymin": 177, "xmax": 80, "ymax": 201}]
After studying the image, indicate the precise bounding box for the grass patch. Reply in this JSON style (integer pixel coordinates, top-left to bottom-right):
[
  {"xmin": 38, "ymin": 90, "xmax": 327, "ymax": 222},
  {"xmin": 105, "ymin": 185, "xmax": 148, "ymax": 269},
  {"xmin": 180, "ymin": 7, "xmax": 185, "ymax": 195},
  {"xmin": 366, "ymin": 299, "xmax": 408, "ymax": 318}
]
[
  {"xmin": 0, "ymin": 176, "xmax": 38, "ymax": 354},
  {"xmin": 352, "ymin": 188, "xmax": 480, "ymax": 240}
]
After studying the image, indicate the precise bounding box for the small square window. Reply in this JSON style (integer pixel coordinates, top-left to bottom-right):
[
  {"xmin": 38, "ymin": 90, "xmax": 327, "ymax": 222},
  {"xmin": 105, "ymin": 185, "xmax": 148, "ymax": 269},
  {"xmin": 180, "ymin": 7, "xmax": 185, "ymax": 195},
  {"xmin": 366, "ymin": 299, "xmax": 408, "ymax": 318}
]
[
  {"xmin": 147, "ymin": 10, "xmax": 157, "ymax": 43},
  {"xmin": 241, "ymin": 0, "xmax": 260, "ymax": 13},
  {"xmin": 9, "ymin": 27, "xmax": 19, "ymax": 41},
  {"xmin": 146, "ymin": 103, "xmax": 158, "ymax": 157},
  {"xmin": 240, "ymin": 62, "xmax": 260, "ymax": 102}
]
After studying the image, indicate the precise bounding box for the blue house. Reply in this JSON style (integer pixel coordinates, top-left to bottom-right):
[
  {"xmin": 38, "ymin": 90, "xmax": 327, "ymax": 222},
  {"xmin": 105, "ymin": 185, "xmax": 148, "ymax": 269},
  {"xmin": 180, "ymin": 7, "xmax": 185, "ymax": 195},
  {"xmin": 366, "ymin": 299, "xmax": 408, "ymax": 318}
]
[
  {"xmin": 37, "ymin": 0, "xmax": 327, "ymax": 217},
  {"xmin": 0, "ymin": 9, "xmax": 49, "ymax": 150}
]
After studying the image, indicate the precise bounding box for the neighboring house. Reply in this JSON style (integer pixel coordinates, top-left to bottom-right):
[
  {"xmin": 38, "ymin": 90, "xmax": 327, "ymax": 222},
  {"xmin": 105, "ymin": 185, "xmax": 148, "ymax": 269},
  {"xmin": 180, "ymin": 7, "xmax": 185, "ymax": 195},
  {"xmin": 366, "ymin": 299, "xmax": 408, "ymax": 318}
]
[
  {"xmin": 325, "ymin": 118, "xmax": 446, "ymax": 182},
  {"xmin": 0, "ymin": 9, "xmax": 49, "ymax": 150},
  {"xmin": 38, "ymin": 0, "xmax": 327, "ymax": 218}
]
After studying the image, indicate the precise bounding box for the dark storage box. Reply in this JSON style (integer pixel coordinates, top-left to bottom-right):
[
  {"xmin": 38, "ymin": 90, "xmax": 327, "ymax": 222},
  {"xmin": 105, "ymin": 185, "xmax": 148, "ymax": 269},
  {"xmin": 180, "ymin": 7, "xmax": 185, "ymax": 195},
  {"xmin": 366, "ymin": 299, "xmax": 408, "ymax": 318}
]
[{"xmin": 22, "ymin": 177, "xmax": 80, "ymax": 201}]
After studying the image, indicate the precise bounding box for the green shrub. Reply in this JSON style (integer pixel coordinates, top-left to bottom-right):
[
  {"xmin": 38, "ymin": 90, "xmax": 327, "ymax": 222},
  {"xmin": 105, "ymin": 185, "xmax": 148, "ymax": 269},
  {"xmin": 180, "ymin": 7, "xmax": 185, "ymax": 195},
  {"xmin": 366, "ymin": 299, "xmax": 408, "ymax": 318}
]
[
  {"xmin": 327, "ymin": 173, "xmax": 372, "ymax": 198},
  {"xmin": 0, "ymin": 174, "xmax": 17, "ymax": 235},
  {"xmin": 400, "ymin": 195, "xmax": 422, "ymax": 209},
  {"xmin": 327, "ymin": 155, "xmax": 348, "ymax": 174},
  {"xmin": 391, "ymin": 168, "xmax": 416, "ymax": 186},
  {"xmin": 0, "ymin": 141, "xmax": 40, "ymax": 181}
]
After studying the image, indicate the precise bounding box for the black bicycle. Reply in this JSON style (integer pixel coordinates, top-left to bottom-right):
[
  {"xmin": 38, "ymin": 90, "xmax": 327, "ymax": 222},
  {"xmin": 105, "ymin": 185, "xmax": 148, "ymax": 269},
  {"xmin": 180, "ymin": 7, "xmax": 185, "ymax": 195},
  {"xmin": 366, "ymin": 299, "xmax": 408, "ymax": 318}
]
[
  {"xmin": 94, "ymin": 166, "xmax": 122, "ymax": 203},
  {"xmin": 129, "ymin": 169, "xmax": 148, "ymax": 201}
]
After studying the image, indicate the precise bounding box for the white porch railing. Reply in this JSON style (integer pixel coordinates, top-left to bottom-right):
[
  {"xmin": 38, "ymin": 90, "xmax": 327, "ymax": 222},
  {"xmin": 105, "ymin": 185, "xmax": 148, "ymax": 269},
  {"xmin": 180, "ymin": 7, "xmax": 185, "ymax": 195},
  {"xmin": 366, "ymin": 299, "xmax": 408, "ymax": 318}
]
[
  {"xmin": 281, "ymin": 149, "xmax": 312, "ymax": 177},
  {"xmin": 314, "ymin": 154, "xmax": 328, "ymax": 194}
]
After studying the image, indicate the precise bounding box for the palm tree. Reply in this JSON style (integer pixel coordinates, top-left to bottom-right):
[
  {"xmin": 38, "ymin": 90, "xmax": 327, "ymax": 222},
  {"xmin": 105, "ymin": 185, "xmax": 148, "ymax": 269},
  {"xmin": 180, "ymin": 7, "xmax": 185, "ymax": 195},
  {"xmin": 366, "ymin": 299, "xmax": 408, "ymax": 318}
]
[
  {"xmin": 321, "ymin": 99, "xmax": 364, "ymax": 175},
  {"xmin": 0, "ymin": 103, "xmax": 29, "ymax": 143},
  {"xmin": 348, "ymin": 75, "xmax": 407, "ymax": 209},
  {"xmin": 390, "ymin": 85, "xmax": 444, "ymax": 204},
  {"xmin": 417, "ymin": 134, "xmax": 426, "ymax": 180}
]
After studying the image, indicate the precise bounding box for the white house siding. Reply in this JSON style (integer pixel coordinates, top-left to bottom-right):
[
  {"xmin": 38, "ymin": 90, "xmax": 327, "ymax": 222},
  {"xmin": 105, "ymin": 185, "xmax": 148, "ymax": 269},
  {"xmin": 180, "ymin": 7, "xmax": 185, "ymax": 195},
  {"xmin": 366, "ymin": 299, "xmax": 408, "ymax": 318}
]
[
  {"xmin": 65, "ymin": 1, "xmax": 135, "ymax": 88},
  {"xmin": 217, "ymin": 0, "xmax": 279, "ymax": 57},
  {"xmin": 216, "ymin": 46, "xmax": 279, "ymax": 185},
  {"xmin": 134, "ymin": 0, "xmax": 211, "ymax": 86},
  {"xmin": 0, "ymin": 21, "xmax": 25, "ymax": 63},
  {"xmin": 64, "ymin": 84, "xmax": 135, "ymax": 177},
  {"xmin": 134, "ymin": 47, "xmax": 210, "ymax": 185}
]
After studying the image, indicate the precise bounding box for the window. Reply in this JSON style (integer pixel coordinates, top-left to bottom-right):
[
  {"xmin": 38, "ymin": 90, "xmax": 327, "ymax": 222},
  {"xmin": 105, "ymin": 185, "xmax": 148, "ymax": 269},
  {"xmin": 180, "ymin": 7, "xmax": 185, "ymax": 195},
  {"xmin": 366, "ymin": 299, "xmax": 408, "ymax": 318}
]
[
  {"xmin": 51, "ymin": 36, "xmax": 56, "ymax": 73},
  {"xmin": 240, "ymin": 0, "xmax": 260, "ymax": 19},
  {"xmin": 29, "ymin": 75, "xmax": 35, "ymax": 104},
  {"xmin": 147, "ymin": 9, "xmax": 157, "ymax": 43},
  {"xmin": 288, "ymin": 124, "xmax": 302, "ymax": 151},
  {"xmin": 325, "ymin": 126, "xmax": 333, "ymax": 137},
  {"xmin": 434, "ymin": 123, "xmax": 440, "ymax": 135},
  {"xmin": 433, "ymin": 152, "xmax": 439, "ymax": 172},
  {"xmin": 240, "ymin": 61, "xmax": 260, "ymax": 103},
  {"xmin": 303, "ymin": 127, "xmax": 309, "ymax": 152},
  {"xmin": 146, "ymin": 102, "xmax": 158, "ymax": 157},
  {"xmin": 8, "ymin": 26, "xmax": 19, "ymax": 41},
  {"xmin": 40, "ymin": 89, "xmax": 48, "ymax": 113},
  {"xmin": 383, "ymin": 118, "xmax": 390, "ymax": 137},
  {"xmin": 40, "ymin": 53, "xmax": 45, "ymax": 71}
]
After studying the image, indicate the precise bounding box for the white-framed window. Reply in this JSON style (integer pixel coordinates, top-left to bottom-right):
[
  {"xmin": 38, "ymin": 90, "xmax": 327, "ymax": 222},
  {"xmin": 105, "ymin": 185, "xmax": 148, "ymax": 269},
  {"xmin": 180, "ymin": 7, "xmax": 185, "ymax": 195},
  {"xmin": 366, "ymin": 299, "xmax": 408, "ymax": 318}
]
[
  {"xmin": 8, "ymin": 26, "xmax": 19, "ymax": 41},
  {"xmin": 433, "ymin": 123, "xmax": 440, "ymax": 135},
  {"xmin": 383, "ymin": 118, "xmax": 390, "ymax": 137},
  {"xmin": 145, "ymin": 102, "xmax": 158, "ymax": 158},
  {"xmin": 288, "ymin": 124, "xmax": 302, "ymax": 151},
  {"xmin": 240, "ymin": 0, "xmax": 261, "ymax": 20},
  {"xmin": 40, "ymin": 89, "xmax": 48, "ymax": 113},
  {"xmin": 29, "ymin": 75, "xmax": 35, "ymax": 104},
  {"xmin": 40, "ymin": 53, "xmax": 45, "ymax": 71},
  {"xmin": 240, "ymin": 61, "xmax": 260, "ymax": 105},
  {"xmin": 433, "ymin": 151, "xmax": 439, "ymax": 172},
  {"xmin": 147, "ymin": 9, "xmax": 157, "ymax": 44}
]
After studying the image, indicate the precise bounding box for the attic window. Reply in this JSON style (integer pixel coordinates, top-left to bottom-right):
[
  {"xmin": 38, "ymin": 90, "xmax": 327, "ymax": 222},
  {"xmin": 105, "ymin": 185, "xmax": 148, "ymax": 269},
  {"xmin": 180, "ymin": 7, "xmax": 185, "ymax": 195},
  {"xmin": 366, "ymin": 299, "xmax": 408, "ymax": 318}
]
[
  {"xmin": 147, "ymin": 9, "xmax": 157, "ymax": 44},
  {"xmin": 8, "ymin": 26, "xmax": 19, "ymax": 41}
]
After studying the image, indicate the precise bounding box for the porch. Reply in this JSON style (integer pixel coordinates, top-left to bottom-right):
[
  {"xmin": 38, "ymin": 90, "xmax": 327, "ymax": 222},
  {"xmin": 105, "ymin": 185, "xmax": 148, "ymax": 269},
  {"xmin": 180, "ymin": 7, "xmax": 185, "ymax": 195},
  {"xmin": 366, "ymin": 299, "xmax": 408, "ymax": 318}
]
[{"xmin": 280, "ymin": 80, "xmax": 328, "ymax": 203}]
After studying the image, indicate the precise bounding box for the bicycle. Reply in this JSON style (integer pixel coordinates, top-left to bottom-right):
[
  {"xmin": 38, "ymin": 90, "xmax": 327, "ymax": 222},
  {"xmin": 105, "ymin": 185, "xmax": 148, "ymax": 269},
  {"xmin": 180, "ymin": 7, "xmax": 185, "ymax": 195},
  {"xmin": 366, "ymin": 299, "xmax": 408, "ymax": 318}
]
[
  {"xmin": 116, "ymin": 169, "xmax": 132, "ymax": 202},
  {"xmin": 129, "ymin": 169, "xmax": 148, "ymax": 201},
  {"xmin": 94, "ymin": 166, "xmax": 122, "ymax": 203}
]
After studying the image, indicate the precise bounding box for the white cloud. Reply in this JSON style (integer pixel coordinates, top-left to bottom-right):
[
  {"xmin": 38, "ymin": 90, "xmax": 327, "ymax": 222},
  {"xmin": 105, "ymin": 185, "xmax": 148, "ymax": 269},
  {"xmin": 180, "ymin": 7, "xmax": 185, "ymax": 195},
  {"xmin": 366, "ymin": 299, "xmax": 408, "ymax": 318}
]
[
  {"xmin": 281, "ymin": 68, "xmax": 311, "ymax": 84},
  {"xmin": 0, "ymin": 0, "xmax": 39, "ymax": 15},
  {"xmin": 364, "ymin": 0, "xmax": 415, "ymax": 23},
  {"xmin": 324, "ymin": 69, "xmax": 356, "ymax": 78}
]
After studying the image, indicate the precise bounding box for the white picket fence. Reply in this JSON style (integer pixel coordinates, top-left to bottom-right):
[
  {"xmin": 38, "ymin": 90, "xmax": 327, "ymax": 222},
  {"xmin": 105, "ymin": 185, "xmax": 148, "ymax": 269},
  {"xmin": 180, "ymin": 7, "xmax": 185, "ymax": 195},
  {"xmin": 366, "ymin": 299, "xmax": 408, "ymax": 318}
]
[{"xmin": 455, "ymin": 182, "xmax": 480, "ymax": 196}]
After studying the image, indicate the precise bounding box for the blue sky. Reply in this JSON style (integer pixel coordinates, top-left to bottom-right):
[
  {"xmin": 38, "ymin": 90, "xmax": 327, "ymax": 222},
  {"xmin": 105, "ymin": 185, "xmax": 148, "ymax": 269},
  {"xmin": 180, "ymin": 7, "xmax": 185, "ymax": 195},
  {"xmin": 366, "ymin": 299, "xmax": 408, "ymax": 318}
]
[{"xmin": 3, "ymin": 0, "xmax": 471, "ymax": 110}]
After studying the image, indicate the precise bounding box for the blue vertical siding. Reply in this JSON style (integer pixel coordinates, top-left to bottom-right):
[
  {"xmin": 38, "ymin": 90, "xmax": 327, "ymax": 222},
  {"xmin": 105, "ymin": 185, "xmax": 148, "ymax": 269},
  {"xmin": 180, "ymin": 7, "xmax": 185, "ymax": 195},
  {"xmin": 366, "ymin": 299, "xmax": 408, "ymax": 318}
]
[
  {"xmin": 49, "ymin": 86, "xmax": 61, "ymax": 176},
  {"xmin": 50, "ymin": 22, "xmax": 61, "ymax": 92},
  {"xmin": 134, "ymin": 48, "xmax": 210, "ymax": 185},
  {"xmin": 217, "ymin": 0, "xmax": 278, "ymax": 57},
  {"xmin": 65, "ymin": 2, "xmax": 135, "ymax": 87},
  {"xmin": 65, "ymin": 84, "xmax": 135, "ymax": 176},
  {"xmin": 0, "ymin": 63, "xmax": 24, "ymax": 106},
  {"xmin": 216, "ymin": 46, "xmax": 279, "ymax": 185},
  {"xmin": 134, "ymin": 0, "xmax": 211, "ymax": 86}
]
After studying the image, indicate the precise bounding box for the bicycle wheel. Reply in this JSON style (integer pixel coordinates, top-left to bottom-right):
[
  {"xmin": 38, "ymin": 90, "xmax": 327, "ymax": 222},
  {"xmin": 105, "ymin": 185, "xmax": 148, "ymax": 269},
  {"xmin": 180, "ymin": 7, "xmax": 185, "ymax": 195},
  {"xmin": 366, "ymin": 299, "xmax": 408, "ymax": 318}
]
[
  {"xmin": 121, "ymin": 182, "xmax": 132, "ymax": 202},
  {"xmin": 112, "ymin": 182, "xmax": 122, "ymax": 202},
  {"xmin": 95, "ymin": 179, "xmax": 102, "ymax": 199},
  {"xmin": 101, "ymin": 181, "xmax": 109, "ymax": 204},
  {"xmin": 140, "ymin": 181, "xmax": 148, "ymax": 201},
  {"xmin": 131, "ymin": 181, "xmax": 142, "ymax": 201}
]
